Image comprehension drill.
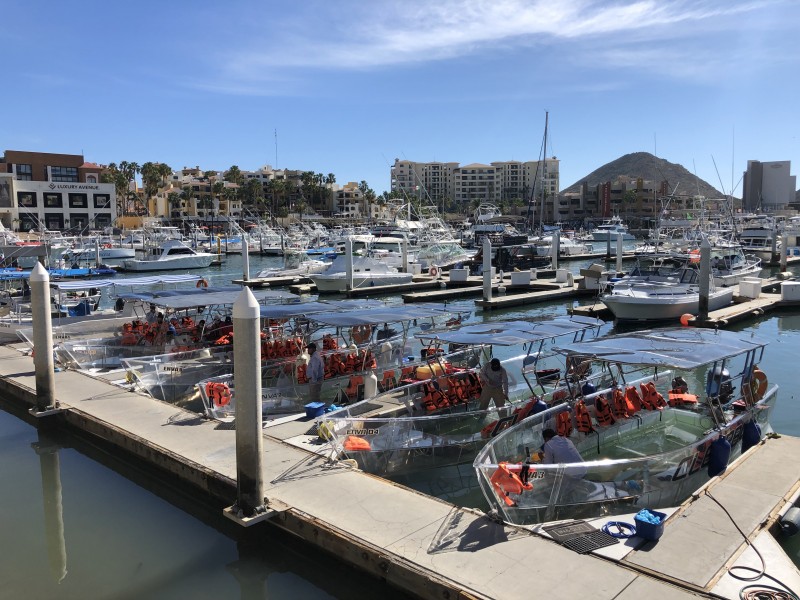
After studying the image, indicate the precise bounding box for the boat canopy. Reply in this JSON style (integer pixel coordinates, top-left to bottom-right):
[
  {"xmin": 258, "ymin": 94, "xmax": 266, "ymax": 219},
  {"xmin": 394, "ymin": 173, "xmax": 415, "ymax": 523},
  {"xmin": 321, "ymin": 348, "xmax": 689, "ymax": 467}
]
[
  {"xmin": 311, "ymin": 304, "xmax": 450, "ymax": 327},
  {"xmin": 121, "ymin": 288, "xmax": 297, "ymax": 310},
  {"xmin": 554, "ymin": 328, "xmax": 767, "ymax": 369},
  {"xmin": 416, "ymin": 316, "xmax": 601, "ymax": 346},
  {"xmin": 48, "ymin": 274, "xmax": 203, "ymax": 291},
  {"xmin": 259, "ymin": 302, "xmax": 337, "ymax": 319}
]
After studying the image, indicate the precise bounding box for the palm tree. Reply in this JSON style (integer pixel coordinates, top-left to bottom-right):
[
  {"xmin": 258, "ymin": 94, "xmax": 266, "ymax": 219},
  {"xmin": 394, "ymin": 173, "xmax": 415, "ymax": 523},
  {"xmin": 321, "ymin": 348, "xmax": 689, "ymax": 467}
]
[{"xmin": 168, "ymin": 192, "xmax": 182, "ymax": 217}]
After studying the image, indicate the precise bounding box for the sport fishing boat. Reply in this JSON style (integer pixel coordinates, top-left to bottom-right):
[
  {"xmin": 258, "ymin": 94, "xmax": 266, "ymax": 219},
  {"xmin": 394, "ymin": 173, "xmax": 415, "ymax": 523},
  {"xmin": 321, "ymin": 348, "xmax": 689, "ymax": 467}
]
[
  {"xmin": 119, "ymin": 239, "xmax": 216, "ymax": 272},
  {"xmin": 590, "ymin": 216, "xmax": 635, "ymax": 241},
  {"xmin": 473, "ymin": 328, "xmax": 777, "ymax": 526},
  {"xmin": 255, "ymin": 249, "xmax": 331, "ymax": 279},
  {"xmin": 317, "ymin": 316, "xmax": 603, "ymax": 478},
  {"xmin": 311, "ymin": 255, "xmax": 413, "ymax": 292},
  {"xmin": 600, "ymin": 256, "xmax": 734, "ymax": 322}
]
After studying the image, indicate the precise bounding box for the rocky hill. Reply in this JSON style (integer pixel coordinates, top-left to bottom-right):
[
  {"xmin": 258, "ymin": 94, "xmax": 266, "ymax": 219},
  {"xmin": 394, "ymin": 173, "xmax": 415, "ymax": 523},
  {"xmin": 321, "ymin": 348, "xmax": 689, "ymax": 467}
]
[{"xmin": 562, "ymin": 152, "xmax": 724, "ymax": 198}]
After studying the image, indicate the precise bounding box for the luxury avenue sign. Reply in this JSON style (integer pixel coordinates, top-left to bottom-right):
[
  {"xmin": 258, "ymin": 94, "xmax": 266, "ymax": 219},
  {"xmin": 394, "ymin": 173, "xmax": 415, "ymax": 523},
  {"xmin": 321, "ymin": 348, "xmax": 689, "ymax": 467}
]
[{"xmin": 48, "ymin": 183, "xmax": 101, "ymax": 190}]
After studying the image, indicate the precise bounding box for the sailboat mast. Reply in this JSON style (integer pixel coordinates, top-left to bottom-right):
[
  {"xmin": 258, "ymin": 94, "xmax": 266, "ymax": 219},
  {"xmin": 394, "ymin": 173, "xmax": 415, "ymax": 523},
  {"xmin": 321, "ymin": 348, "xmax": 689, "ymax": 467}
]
[{"xmin": 538, "ymin": 111, "xmax": 549, "ymax": 232}]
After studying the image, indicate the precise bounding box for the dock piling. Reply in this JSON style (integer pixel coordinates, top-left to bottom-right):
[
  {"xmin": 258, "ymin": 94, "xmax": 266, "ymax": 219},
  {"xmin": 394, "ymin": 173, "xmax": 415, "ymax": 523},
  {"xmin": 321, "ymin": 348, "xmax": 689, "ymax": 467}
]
[
  {"xmin": 616, "ymin": 233, "xmax": 623, "ymax": 273},
  {"xmin": 482, "ymin": 237, "xmax": 492, "ymax": 302},
  {"xmin": 30, "ymin": 262, "xmax": 56, "ymax": 413},
  {"xmin": 780, "ymin": 234, "xmax": 788, "ymax": 272},
  {"xmin": 346, "ymin": 238, "xmax": 354, "ymax": 291},
  {"xmin": 552, "ymin": 230, "xmax": 560, "ymax": 271},
  {"xmin": 243, "ymin": 237, "xmax": 250, "ymax": 282},
  {"xmin": 231, "ymin": 288, "xmax": 265, "ymax": 519},
  {"xmin": 401, "ymin": 238, "xmax": 408, "ymax": 273},
  {"xmin": 699, "ymin": 237, "xmax": 711, "ymax": 321}
]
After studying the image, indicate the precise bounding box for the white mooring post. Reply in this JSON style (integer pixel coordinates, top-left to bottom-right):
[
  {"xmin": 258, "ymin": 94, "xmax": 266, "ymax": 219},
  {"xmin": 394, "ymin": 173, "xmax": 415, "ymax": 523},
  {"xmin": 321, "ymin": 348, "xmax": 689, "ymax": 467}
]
[
  {"xmin": 242, "ymin": 237, "xmax": 250, "ymax": 282},
  {"xmin": 30, "ymin": 262, "xmax": 56, "ymax": 414},
  {"xmin": 551, "ymin": 230, "xmax": 560, "ymax": 271},
  {"xmin": 482, "ymin": 237, "xmax": 492, "ymax": 302},
  {"xmin": 345, "ymin": 237, "xmax": 354, "ymax": 291},
  {"xmin": 231, "ymin": 288, "xmax": 265, "ymax": 519},
  {"xmin": 780, "ymin": 234, "xmax": 788, "ymax": 272},
  {"xmin": 698, "ymin": 237, "xmax": 711, "ymax": 321},
  {"xmin": 616, "ymin": 233, "xmax": 623, "ymax": 273},
  {"xmin": 401, "ymin": 238, "xmax": 408, "ymax": 273}
]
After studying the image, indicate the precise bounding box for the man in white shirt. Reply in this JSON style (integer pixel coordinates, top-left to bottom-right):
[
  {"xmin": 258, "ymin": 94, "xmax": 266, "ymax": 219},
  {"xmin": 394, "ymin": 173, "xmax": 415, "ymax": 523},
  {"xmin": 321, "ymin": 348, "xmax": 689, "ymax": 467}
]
[
  {"xmin": 540, "ymin": 428, "xmax": 587, "ymax": 481},
  {"xmin": 306, "ymin": 342, "xmax": 324, "ymax": 403},
  {"xmin": 478, "ymin": 358, "xmax": 509, "ymax": 411}
]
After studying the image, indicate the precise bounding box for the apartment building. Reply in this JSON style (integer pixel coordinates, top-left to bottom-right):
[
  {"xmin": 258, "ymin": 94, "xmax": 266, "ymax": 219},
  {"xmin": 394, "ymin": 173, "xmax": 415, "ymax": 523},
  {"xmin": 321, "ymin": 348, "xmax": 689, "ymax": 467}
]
[
  {"xmin": 390, "ymin": 157, "xmax": 559, "ymax": 211},
  {"xmin": 743, "ymin": 160, "xmax": 796, "ymax": 212},
  {"xmin": 0, "ymin": 150, "xmax": 116, "ymax": 232}
]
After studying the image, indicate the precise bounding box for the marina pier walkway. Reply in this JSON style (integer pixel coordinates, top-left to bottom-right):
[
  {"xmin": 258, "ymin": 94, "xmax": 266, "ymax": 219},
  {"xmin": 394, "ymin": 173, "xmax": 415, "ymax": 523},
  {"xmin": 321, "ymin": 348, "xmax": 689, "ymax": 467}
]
[{"xmin": 1, "ymin": 342, "xmax": 798, "ymax": 599}]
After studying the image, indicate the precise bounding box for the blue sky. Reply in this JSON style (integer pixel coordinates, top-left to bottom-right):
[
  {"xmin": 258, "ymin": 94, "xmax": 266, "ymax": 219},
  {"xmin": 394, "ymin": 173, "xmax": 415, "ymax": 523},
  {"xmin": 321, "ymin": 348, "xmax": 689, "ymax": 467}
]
[{"xmin": 5, "ymin": 0, "xmax": 799, "ymax": 197}]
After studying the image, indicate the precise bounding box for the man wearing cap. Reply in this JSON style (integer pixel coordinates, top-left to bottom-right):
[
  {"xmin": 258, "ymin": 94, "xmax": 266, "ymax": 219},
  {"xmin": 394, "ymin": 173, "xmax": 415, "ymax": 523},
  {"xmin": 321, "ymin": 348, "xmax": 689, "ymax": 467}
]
[
  {"xmin": 478, "ymin": 357, "xmax": 509, "ymax": 411},
  {"xmin": 306, "ymin": 342, "xmax": 324, "ymax": 403}
]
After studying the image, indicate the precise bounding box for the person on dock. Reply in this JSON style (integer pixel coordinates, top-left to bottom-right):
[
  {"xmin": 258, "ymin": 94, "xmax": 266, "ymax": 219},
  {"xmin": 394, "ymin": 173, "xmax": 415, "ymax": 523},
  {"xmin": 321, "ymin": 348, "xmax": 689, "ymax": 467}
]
[
  {"xmin": 478, "ymin": 358, "xmax": 509, "ymax": 411},
  {"xmin": 306, "ymin": 342, "xmax": 324, "ymax": 403}
]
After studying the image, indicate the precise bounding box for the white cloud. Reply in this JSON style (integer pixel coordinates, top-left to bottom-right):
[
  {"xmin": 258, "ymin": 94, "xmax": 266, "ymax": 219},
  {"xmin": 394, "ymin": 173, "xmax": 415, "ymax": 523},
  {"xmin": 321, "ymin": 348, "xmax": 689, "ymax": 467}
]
[{"xmin": 197, "ymin": 0, "xmax": 788, "ymax": 92}]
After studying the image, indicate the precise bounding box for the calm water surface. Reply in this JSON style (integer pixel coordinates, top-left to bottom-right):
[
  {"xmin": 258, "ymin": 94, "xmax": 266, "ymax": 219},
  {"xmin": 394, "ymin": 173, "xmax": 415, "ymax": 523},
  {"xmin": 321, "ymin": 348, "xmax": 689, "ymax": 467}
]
[{"xmin": 2, "ymin": 251, "xmax": 798, "ymax": 598}]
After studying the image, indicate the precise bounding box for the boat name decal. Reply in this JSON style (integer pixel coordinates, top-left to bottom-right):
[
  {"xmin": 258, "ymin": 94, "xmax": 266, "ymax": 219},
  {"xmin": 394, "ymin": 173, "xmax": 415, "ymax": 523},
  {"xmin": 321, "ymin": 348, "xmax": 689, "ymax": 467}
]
[{"xmin": 346, "ymin": 428, "xmax": 379, "ymax": 436}]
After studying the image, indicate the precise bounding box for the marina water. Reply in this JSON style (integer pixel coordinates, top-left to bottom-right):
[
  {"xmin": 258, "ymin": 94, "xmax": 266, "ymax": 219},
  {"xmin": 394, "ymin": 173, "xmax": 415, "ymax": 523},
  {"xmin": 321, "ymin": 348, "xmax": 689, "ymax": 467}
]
[{"xmin": 1, "ymin": 251, "xmax": 798, "ymax": 597}]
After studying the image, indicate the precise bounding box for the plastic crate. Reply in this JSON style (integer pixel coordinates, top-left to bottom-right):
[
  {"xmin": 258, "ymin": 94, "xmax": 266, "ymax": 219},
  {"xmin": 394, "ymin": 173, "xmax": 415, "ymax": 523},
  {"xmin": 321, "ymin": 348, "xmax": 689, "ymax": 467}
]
[
  {"xmin": 304, "ymin": 402, "xmax": 326, "ymax": 419},
  {"xmin": 634, "ymin": 510, "xmax": 666, "ymax": 541}
]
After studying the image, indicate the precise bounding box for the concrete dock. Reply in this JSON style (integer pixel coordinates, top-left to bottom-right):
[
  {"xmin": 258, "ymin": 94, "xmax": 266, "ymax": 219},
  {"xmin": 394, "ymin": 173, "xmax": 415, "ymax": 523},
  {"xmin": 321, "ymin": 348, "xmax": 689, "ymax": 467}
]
[{"xmin": 1, "ymin": 341, "xmax": 798, "ymax": 599}]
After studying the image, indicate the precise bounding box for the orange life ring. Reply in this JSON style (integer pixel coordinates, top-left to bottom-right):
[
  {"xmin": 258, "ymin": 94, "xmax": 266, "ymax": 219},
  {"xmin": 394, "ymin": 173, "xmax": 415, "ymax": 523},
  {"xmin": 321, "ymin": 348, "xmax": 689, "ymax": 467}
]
[
  {"xmin": 196, "ymin": 278, "xmax": 209, "ymax": 288},
  {"xmin": 744, "ymin": 367, "xmax": 768, "ymax": 404},
  {"xmin": 429, "ymin": 266, "xmax": 438, "ymax": 277}
]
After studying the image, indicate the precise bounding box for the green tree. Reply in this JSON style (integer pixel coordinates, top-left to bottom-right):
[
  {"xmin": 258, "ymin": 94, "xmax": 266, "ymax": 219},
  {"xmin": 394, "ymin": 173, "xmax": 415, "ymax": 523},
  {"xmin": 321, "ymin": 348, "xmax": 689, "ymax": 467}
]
[{"xmin": 224, "ymin": 165, "xmax": 243, "ymax": 186}]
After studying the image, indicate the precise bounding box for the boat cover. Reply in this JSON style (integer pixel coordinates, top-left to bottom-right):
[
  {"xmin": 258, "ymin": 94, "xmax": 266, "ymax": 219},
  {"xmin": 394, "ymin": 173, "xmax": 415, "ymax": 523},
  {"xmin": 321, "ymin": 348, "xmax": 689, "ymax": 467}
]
[
  {"xmin": 49, "ymin": 274, "xmax": 202, "ymax": 291},
  {"xmin": 415, "ymin": 316, "xmax": 601, "ymax": 346},
  {"xmin": 554, "ymin": 328, "xmax": 767, "ymax": 369},
  {"xmin": 311, "ymin": 304, "xmax": 451, "ymax": 327}
]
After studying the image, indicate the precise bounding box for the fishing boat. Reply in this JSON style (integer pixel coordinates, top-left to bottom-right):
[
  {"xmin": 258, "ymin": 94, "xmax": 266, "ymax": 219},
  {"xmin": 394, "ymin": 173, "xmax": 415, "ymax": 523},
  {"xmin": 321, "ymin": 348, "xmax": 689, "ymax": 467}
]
[
  {"xmin": 473, "ymin": 328, "xmax": 777, "ymax": 526},
  {"xmin": 600, "ymin": 255, "xmax": 734, "ymax": 322},
  {"xmin": 317, "ymin": 316, "xmax": 603, "ymax": 478},
  {"xmin": 255, "ymin": 249, "xmax": 331, "ymax": 279},
  {"xmin": 311, "ymin": 255, "xmax": 413, "ymax": 292},
  {"xmin": 119, "ymin": 239, "xmax": 216, "ymax": 272}
]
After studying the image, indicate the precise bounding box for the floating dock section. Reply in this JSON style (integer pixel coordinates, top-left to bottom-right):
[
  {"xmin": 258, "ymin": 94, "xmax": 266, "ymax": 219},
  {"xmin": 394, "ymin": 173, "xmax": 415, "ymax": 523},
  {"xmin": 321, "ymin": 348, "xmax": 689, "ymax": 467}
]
[{"xmin": 1, "ymin": 341, "xmax": 798, "ymax": 599}]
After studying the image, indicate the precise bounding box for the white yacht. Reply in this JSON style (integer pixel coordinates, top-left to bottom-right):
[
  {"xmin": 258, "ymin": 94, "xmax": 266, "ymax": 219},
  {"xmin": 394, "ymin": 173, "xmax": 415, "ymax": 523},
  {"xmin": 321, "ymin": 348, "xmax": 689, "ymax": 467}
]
[
  {"xmin": 311, "ymin": 255, "xmax": 413, "ymax": 292},
  {"xmin": 120, "ymin": 240, "xmax": 216, "ymax": 272},
  {"xmin": 256, "ymin": 249, "xmax": 330, "ymax": 279},
  {"xmin": 590, "ymin": 216, "xmax": 635, "ymax": 241}
]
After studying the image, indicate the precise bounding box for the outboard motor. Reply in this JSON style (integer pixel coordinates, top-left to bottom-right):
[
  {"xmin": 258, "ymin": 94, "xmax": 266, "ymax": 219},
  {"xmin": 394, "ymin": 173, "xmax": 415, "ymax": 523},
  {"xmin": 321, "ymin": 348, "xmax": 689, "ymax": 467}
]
[{"xmin": 706, "ymin": 366, "xmax": 734, "ymax": 403}]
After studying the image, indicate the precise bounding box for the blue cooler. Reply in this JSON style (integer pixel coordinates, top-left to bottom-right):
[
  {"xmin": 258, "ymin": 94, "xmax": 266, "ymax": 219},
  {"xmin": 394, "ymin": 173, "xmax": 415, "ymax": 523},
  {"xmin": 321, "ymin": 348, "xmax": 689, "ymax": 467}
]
[
  {"xmin": 635, "ymin": 509, "xmax": 666, "ymax": 541},
  {"xmin": 304, "ymin": 402, "xmax": 326, "ymax": 419}
]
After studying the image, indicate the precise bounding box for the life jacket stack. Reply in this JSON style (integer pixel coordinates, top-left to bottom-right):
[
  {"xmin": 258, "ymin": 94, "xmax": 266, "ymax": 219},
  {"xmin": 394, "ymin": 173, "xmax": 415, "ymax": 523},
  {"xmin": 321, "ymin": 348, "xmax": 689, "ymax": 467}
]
[
  {"xmin": 668, "ymin": 388, "xmax": 699, "ymax": 407},
  {"xmin": 639, "ymin": 382, "xmax": 668, "ymax": 410},
  {"xmin": 611, "ymin": 388, "xmax": 636, "ymax": 420},
  {"xmin": 345, "ymin": 375, "xmax": 365, "ymax": 402},
  {"xmin": 322, "ymin": 334, "xmax": 338, "ymax": 350},
  {"xmin": 421, "ymin": 381, "xmax": 450, "ymax": 412},
  {"xmin": 296, "ymin": 364, "xmax": 308, "ymax": 384},
  {"xmin": 260, "ymin": 336, "xmax": 303, "ymax": 362},
  {"xmin": 379, "ymin": 370, "xmax": 397, "ymax": 392}
]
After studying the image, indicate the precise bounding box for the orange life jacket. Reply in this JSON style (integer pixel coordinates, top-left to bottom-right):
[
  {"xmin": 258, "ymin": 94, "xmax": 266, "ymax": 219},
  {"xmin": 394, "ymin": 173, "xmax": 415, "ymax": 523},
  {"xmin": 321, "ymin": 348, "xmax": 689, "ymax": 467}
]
[
  {"xmin": 595, "ymin": 394, "xmax": 615, "ymax": 426},
  {"xmin": 625, "ymin": 386, "xmax": 643, "ymax": 412},
  {"xmin": 296, "ymin": 364, "xmax": 308, "ymax": 384},
  {"xmin": 639, "ymin": 381, "xmax": 667, "ymax": 410},
  {"xmin": 120, "ymin": 332, "xmax": 138, "ymax": 346},
  {"xmin": 345, "ymin": 375, "xmax": 364, "ymax": 402},
  {"xmin": 205, "ymin": 382, "xmax": 231, "ymax": 408},
  {"xmin": 343, "ymin": 435, "xmax": 371, "ymax": 451},
  {"xmin": 612, "ymin": 388, "xmax": 633, "ymax": 420},
  {"xmin": 345, "ymin": 353, "xmax": 358, "ymax": 373},
  {"xmin": 490, "ymin": 463, "xmax": 533, "ymax": 507},
  {"xmin": 574, "ymin": 400, "xmax": 594, "ymax": 433},
  {"xmin": 668, "ymin": 391, "xmax": 698, "ymax": 407},
  {"xmin": 556, "ymin": 411, "xmax": 573, "ymax": 437},
  {"xmin": 380, "ymin": 370, "xmax": 397, "ymax": 391},
  {"xmin": 421, "ymin": 381, "xmax": 449, "ymax": 412}
]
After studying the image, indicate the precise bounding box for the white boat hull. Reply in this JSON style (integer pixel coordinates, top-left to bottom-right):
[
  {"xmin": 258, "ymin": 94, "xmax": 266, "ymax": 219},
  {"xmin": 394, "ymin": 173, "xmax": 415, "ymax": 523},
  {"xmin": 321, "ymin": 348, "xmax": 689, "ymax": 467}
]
[
  {"xmin": 312, "ymin": 273, "xmax": 414, "ymax": 292},
  {"xmin": 120, "ymin": 255, "xmax": 214, "ymax": 271},
  {"xmin": 601, "ymin": 287, "xmax": 734, "ymax": 321}
]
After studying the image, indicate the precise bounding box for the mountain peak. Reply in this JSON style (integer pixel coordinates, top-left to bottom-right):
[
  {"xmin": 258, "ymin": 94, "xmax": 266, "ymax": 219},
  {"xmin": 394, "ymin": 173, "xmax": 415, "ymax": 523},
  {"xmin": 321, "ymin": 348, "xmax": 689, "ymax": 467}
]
[{"xmin": 563, "ymin": 152, "xmax": 724, "ymax": 198}]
